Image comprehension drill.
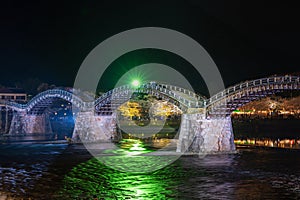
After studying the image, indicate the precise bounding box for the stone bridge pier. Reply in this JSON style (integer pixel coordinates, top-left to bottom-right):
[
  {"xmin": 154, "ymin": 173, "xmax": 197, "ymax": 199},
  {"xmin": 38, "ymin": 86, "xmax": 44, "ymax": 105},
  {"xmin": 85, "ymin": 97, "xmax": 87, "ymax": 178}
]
[
  {"xmin": 177, "ymin": 114, "xmax": 235, "ymax": 153},
  {"xmin": 9, "ymin": 111, "xmax": 52, "ymax": 134},
  {"xmin": 72, "ymin": 111, "xmax": 117, "ymax": 142}
]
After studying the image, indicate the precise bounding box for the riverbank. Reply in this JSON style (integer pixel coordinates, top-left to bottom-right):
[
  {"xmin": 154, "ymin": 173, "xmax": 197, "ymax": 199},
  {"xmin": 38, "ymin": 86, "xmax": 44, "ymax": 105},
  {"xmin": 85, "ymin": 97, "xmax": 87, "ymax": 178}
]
[{"xmin": 236, "ymin": 144, "xmax": 300, "ymax": 151}]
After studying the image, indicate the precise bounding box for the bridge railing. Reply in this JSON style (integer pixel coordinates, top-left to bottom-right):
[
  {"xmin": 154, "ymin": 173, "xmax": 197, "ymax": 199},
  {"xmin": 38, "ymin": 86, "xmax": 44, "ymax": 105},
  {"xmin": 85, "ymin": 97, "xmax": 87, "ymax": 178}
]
[
  {"xmin": 206, "ymin": 75, "xmax": 300, "ymax": 107},
  {"xmin": 94, "ymin": 82, "xmax": 206, "ymax": 109},
  {"xmin": 150, "ymin": 82, "xmax": 205, "ymax": 107},
  {"xmin": 6, "ymin": 76, "xmax": 297, "ymax": 113},
  {"xmin": 4, "ymin": 89, "xmax": 85, "ymax": 111}
]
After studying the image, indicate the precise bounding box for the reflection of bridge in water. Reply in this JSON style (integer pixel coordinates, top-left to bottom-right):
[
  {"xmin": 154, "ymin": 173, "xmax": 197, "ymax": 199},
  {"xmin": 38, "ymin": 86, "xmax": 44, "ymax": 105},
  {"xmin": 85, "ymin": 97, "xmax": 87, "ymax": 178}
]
[{"xmin": 1, "ymin": 75, "xmax": 300, "ymax": 153}]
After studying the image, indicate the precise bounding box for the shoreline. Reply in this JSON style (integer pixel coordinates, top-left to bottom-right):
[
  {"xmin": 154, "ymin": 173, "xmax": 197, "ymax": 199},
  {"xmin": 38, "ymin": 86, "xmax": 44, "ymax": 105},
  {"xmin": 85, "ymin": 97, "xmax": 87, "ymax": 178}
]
[
  {"xmin": 2, "ymin": 137, "xmax": 300, "ymax": 152},
  {"xmin": 236, "ymin": 144, "xmax": 300, "ymax": 151}
]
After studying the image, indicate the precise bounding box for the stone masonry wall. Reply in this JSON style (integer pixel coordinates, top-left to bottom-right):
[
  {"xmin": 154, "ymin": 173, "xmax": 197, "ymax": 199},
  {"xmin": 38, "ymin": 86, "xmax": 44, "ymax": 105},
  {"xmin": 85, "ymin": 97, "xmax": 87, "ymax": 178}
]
[
  {"xmin": 72, "ymin": 111, "xmax": 115, "ymax": 142},
  {"xmin": 177, "ymin": 114, "xmax": 235, "ymax": 153},
  {"xmin": 9, "ymin": 112, "xmax": 52, "ymax": 134}
]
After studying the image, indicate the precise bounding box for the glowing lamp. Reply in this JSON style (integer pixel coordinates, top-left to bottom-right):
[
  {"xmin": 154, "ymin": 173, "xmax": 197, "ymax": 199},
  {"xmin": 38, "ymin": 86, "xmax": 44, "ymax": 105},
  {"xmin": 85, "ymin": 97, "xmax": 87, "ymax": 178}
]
[{"xmin": 132, "ymin": 79, "xmax": 140, "ymax": 87}]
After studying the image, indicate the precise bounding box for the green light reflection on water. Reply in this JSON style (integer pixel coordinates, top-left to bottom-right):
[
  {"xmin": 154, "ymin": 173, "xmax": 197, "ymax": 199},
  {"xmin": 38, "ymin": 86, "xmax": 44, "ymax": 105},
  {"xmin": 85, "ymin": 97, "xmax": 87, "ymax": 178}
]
[
  {"xmin": 96, "ymin": 139, "xmax": 180, "ymax": 173},
  {"xmin": 56, "ymin": 139, "xmax": 186, "ymax": 199},
  {"xmin": 110, "ymin": 139, "xmax": 151, "ymax": 156},
  {"xmin": 97, "ymin": 155, "xmax": 179, "ymax": 173},
  {"xmin": 57, "ymin": 158, "xmax": 183, "ymax": 199}
]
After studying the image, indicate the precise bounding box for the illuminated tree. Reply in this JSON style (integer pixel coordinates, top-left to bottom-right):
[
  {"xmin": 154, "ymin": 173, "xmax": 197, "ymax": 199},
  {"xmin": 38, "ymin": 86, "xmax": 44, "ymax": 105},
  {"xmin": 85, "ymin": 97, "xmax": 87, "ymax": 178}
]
[
  {"xmin": 118, "ymin": 101, "xmax": 141, "ymax": 119},
  {"xmin": 118, "ymin": 99, "xmax": 182, "ymax": 119}
]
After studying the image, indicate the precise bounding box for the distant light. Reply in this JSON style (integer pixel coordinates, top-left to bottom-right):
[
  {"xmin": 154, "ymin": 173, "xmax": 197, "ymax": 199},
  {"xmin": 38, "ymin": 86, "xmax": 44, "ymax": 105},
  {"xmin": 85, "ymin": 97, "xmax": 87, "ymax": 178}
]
[{"xmin": 132, "ymin": 79, "xmax": 140, "ymax": 87}]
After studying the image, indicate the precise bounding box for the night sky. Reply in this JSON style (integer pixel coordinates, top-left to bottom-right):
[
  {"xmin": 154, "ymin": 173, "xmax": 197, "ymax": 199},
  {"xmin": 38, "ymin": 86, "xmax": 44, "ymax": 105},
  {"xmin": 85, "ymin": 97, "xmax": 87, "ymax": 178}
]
[{"xmin": 1, "ymin": 1, "xmax": 299, "ymax": 95}]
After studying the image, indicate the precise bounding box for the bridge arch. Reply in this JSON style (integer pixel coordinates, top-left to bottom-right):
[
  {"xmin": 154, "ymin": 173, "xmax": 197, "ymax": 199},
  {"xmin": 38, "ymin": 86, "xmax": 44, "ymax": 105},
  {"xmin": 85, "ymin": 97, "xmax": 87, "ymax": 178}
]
[
  {"xmin": 94, "ymin": 82, "xmax": 206, "ymax": 115},
  {"xmin": 6, "ymin": 89, "xmax": 84, "ymax": 114},
  {"xmin": 206, "ymin": 75, "xmax": 300, "ymax": 116}
]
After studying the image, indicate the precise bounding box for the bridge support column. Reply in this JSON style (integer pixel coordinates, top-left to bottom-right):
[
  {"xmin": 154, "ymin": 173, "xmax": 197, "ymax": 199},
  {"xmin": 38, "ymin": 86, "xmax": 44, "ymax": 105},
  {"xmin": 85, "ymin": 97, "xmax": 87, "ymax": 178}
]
[
  {"xmin": 72, "ymin": 111, "xmax": 116, "ymax": 142},
  {"xmin": 4, "ymin": 107, "xmax": 9, "ymax": 133},
  {"xmin": 9, "ymin": 111, "xmax": 26, "ymax": 134},
  {"xmin": 177, "ymin": 114, "xmax": 235, "ymax": 153},
  {"xmin": 9, "ymin": 112, "xmax": 52, "ymax": 134}
]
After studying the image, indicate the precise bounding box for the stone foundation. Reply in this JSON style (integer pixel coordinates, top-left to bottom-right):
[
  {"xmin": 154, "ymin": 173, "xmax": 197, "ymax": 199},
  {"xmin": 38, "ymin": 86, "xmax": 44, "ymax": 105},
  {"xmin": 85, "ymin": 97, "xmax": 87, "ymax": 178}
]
[
  {"xmin": 72, "ymin": 111, "xmax": 116, "ymax": 142},
  {"xmin": 177, "ymin": 114, "xmax": 235, "ymax": 153},
  {"xmin": 9, "ymin": 112, "xmax": 52, "ymax": 134}
]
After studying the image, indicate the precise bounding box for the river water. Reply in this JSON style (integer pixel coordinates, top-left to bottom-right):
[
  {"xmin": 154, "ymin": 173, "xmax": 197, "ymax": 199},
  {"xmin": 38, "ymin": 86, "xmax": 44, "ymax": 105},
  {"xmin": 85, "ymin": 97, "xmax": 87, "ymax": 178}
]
[{"xmin": 1, "ymin": 141, "xmax": 300, "ymax": 199}]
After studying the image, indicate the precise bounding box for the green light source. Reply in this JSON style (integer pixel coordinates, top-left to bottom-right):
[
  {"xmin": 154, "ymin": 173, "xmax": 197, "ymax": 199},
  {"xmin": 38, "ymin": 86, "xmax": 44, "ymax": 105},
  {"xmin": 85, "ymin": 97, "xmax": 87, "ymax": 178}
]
[{"xmin": 132, "ymin": 79, "xmax": 140, "ymax": 87}]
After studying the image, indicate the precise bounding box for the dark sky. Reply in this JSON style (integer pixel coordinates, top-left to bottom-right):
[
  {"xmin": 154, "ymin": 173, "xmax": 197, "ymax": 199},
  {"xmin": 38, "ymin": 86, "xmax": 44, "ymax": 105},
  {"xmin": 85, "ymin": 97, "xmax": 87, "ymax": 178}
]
[{"xmin": 1, "ymin": 1, "xmax": 299, "ymax": 94}]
